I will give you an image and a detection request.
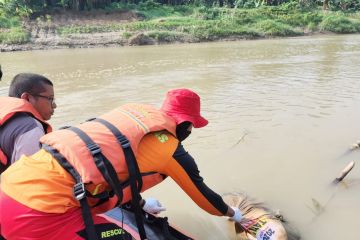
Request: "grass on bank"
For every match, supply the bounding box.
[0,27,30,44]
[2,3,360,44]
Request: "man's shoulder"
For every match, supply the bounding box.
[1,113,41,133]
[139,131,179,159]
[0,113,43,159]
[144,130,177,144]
[139,130,179,155]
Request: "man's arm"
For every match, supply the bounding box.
[138,131,236,218]
[163,142,229,216]
[0,114,45,164]
[12,122,45,163]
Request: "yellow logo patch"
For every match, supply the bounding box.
[154,132,169,143]
[92,184,103,195]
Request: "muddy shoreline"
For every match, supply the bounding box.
[0,9,326,52]
[0,34,264,52]
[1,29,322,52]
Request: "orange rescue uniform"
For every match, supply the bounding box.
[1,131,227,216]
[0,103,228,239]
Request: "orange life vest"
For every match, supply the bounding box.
[0,97,52,171]
[40,103,177,240]
[40,103,176,185]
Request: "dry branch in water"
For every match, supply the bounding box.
[231,132,249,149]
[334,161,355,183]
[349,140,360,150]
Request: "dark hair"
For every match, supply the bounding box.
[8,73,53,98]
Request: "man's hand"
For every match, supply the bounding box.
[142,197,166,214]
[229,206,243,223]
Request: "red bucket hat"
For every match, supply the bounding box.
[161,88,208,128]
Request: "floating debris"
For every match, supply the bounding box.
[336,142,360,160]
[334,161,355,183]
[306,198,325,216]
[349,141,360,151]
[230,131,249,149]
[312,198,325,215]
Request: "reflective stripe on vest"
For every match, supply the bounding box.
[0,97,52,172]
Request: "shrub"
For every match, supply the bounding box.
[353,20,360,32]
[122,31,132,39]
[0,27,30,44]
[277,1,301,11]
[319,15,357,33]
[147,30,187,42]
[255,19,300,36]
[173,5,195,15]
[193,6,229,20]
[0,15,21,28]
[307,21,318,31]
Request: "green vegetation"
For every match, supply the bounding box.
[57,24,123,35]
[319,14,358,32]
[0,27,30,44]
[1,0,360,45]
[0,14,21,28]
[255,19,300,36]
[147,30,189,42]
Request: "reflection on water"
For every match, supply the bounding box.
[1,34,360,239]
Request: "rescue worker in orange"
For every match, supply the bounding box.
[0,73,55,173]
[0,88,242,240]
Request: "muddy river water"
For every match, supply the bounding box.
[1,34,360,239]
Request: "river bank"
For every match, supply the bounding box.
[1,7,360,52]
[0,32,322,52]
[0,9,260,52]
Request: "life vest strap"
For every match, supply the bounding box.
[92,118,143,191]
[93,118,147,240]
[42,144,98,240]
[68,127,124,204]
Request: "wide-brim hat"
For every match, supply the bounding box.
[161,88,208,128]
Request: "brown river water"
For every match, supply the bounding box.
[1,34,360,239]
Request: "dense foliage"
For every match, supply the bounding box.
[0,0,360,45]
[0,0,360,14]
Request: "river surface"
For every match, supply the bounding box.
[1,34,360,239]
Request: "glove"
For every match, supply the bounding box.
[142,197,166,214]
[230,207,243,223]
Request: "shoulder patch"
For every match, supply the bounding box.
[153,131,169,143]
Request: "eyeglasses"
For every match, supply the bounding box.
[31,94,55,104]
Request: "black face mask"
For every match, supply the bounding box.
[176,122,192,142]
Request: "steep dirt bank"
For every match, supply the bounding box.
[0,9,328,52]
[0,9,202,52]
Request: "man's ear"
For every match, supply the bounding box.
[20,92,31,102]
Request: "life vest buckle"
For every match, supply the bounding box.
[88,143,101,155]
[73,182,86,200]
[117,135,130,148]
